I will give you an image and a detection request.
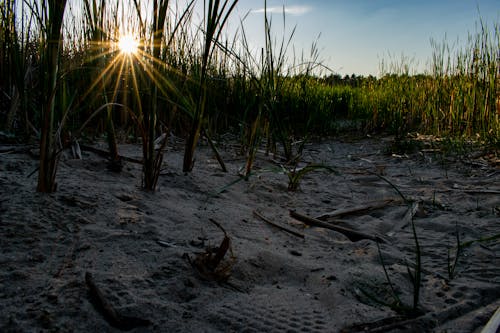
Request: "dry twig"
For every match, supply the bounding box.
[290,211,385,243]
[315,199,398,221]
[253,210,305,239]
[80,144,142,164]
[85,272,151,330]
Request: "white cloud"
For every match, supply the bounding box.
[252,5,312,16]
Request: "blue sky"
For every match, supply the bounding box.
[227,0,499,76]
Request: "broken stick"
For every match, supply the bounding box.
[80,144,142,164]
[289,210,385,243]
[85,272,151,330]
[253,210,305,239]
[340,315,422,333]
[315,199,397,221]
[482,306,500,333]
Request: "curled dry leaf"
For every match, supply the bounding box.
[187,219,236,282]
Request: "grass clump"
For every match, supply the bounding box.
[358,218,424,318]
[37,0,69,193]
[285,164,337,191]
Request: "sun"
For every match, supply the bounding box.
[118,35,139,55]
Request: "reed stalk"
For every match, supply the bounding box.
[182,0,239,172]
[82,0,122,171]
[141,0,170,189]
[37,0,68,193]
[1,0,38,134]
[132,0,195,189]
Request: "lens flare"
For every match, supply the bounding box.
[118,35,138,55]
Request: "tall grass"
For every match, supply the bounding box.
[37,0,68,192]
[0,2,498,193]
[1,0,39,135]
[236,0,298,176]
[141,0,173,189]
[126,0,196,189]
[82,0,121,170]
[182,0,239,172]
[234,1,327,177]
[358,21,499,140]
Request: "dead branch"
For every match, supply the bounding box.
[289,210,385,243]
[0,145,38,154]
[203,129,227,172]
[315,199,398,221]
[462,189,500,194]
[253,210,305,239]
[482,306,500,333]
[85,272,151,331]
[340,315,423,333]
[80,144,142,164]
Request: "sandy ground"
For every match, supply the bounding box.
[0,135,499,332]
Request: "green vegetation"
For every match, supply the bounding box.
[447,222,462,280]
[0,1,498,192]
[357,218,423,318]
[36,0,69,192]
[285,164,337,191]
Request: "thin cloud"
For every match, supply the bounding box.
[252,5,312,16]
